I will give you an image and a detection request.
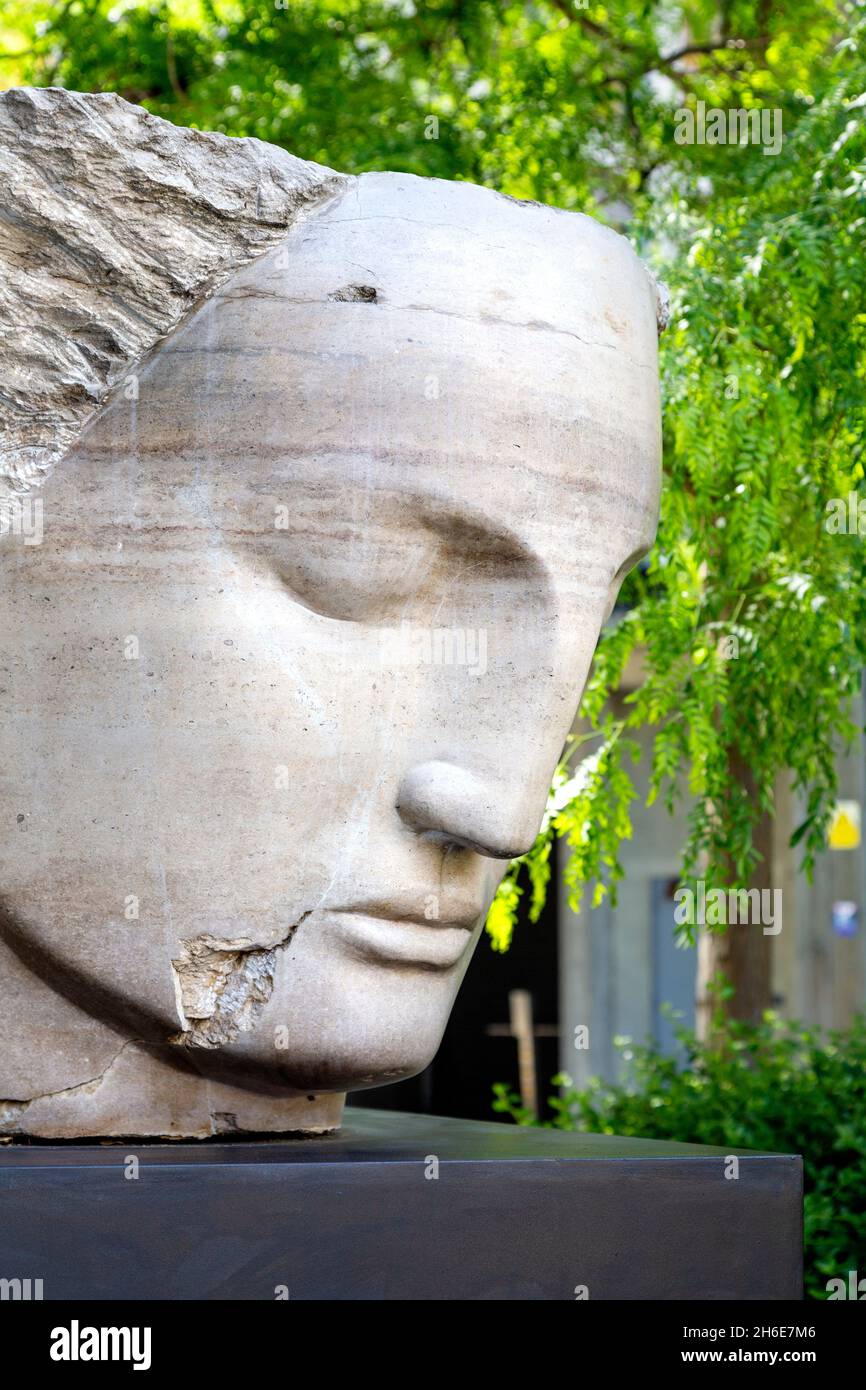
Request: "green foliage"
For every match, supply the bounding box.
[2,2,864,947]
[639,57,866,903]
[486,13,866,946]
[493,1012,866,1300]
[1,1,847,197]
[487,720,640,951]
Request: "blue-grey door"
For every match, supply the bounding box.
[652,877,697,1055]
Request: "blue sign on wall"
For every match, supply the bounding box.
[832,900,859,937]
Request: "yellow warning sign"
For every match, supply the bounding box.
[829,801,861,850]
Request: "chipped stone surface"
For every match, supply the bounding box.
[649,270,671,333]
[171,917,308,1049]
[0,86,346,516]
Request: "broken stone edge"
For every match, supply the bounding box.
[170,913,310,1050]
[0,86,350,516]
[0,1038,345,1141]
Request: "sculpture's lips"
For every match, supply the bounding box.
[326,909,477,970]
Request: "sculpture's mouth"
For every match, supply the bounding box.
[325,908,477,970]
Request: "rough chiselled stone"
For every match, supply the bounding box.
[0,86,346,516]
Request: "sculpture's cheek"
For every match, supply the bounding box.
[0,503,494,1083]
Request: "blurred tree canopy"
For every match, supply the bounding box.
[0,1,850,208]
[3,2,866,1017]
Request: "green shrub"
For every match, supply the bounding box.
[493,1013,866,1300]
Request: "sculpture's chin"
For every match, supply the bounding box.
[161,917,476,1095]
[0,896,472,1127]
[169,1017,446,1097]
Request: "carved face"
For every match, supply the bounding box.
[0,174,660,1095]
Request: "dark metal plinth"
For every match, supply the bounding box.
[0,1108,802,1300]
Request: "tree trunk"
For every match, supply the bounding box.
[695,752,774,1037]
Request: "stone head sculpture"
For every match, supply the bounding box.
[0,88,663,1138]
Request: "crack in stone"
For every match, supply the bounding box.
[0,1038,137,1132]
[169,912,310,1050]
[206,284,656,364]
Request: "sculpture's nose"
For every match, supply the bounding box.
[396,760,543,861]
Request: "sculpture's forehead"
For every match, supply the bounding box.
[225,173,663,432]
[128,171,660,566]
[238,170,662,355]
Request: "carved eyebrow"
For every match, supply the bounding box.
[399,488,550,578]
[279,471,550,580]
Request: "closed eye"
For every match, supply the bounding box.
[260,485,552,625]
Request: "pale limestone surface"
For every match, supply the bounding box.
[0,90,662,1138]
